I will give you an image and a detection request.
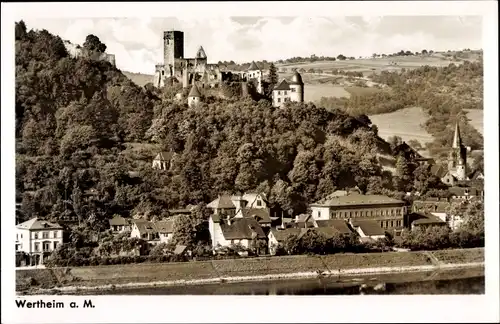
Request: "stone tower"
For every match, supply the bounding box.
[163,31,184,77]
[448,121,467,181]
[288,71,304,103]
[188,84,201,108]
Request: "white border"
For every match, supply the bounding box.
[1,1,499,323]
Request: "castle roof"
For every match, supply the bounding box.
[289,71,304,85]
[274,79,291,91]
[188,84,201,97]
[196,46,207,59]
[452,121,463,149]
[247,61,260,71]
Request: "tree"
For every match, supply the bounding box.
[421,49,428,55]
[171,215,197,248]
[15,20,27,40]
[407,139,423,151]
[268,63,278,87]
[83,34,107,53]
[395,154,412,192]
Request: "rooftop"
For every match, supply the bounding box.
[109,216,130,226]
[220,217,266,240]
[350,220,386,236]
[207,195,236,209]
[274,79,291,91]
[16,218,63,230]
[312,194,404,207]
[315,219,353,234]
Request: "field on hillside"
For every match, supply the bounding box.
[304,84,351,102]
[278,55,464,76]
[122,71,154,87]
[464,109,484,135]
[368,106,433,146]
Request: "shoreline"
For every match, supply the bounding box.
[24,261,484,295]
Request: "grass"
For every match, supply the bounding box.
[211,255,327,276]
[431,248,484,264]
[68,261,219,286]
[304,85,351,102]
[320,251,433,270]
[344,86,382,97]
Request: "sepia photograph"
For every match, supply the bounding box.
[2,1,499,323]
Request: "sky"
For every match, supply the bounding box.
[22,16,482,74]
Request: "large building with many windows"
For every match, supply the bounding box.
[15,218,64,266]
[309,192,407,234]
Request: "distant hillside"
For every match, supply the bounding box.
[122,71,154,87]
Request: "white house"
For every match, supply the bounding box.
[130,219,176,245]
[349,220,386,242]
[16,218,64,266]
[209,214,267,253]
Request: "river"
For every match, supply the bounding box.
[77,268,484,295]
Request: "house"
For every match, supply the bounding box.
[155,219,176,244]
[210,215,267,254]
[15,218,64,266]
[310,193,406,233]
[207,195,237,217]
[272,72,304,108]
[409,212,448,230]
[109,215,131,232]
[152,151,175,170]
[448,186,480,201]
[313,219,353,235]
[130,220,160,244]
[349,220,386,242]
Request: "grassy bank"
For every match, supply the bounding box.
[16,248,484,293]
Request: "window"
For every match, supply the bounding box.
[291,88,296,92]
[278,91,281,95]
[277,98,281,103]
[284,91,288,95]
[317,211,321,218]
[332,212,336,218]
[380,221,384,227]
[370,211,373,216]
[355,211,358,217]
[162,71,165,76]
[16,234,18,241]
[256,200,262,207]
[53,242,58,250]
[34,233,38,240]
[390,220,394,227]
[43,232,49,239]
[21,234,23,239]
[43,242,50,252]
[34,243,40,252]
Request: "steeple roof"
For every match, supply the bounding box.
[188,84,201,97]
[452,121,463,148]
[247,61,260,71]
[196,46,207,59]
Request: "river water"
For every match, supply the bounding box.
[82,268,484,295]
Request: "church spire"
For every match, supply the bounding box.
[452,121,462,149]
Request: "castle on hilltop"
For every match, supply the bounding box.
[63,40,116,66]
[152,30,263,93]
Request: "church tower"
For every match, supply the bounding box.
[447,121,467,181]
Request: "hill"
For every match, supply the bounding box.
[122,71,154,88]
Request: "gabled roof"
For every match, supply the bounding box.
[430,164,448,178]
[241,208,272,224]
[412,200,451,213]
[269,228,302,241]
[410,212,447,226]
[188,84,201,97]
[274,79,290,91]
[155,219,175,233]
[195,46,207,59]
[311,194,404,207]
[207,195,236,209]
[350,220,386,236]
[109,216,130,226]
[132,219,158,234]
[220,217,266,240]
[154,151,174,161]
[314,219,353,234]
[247,61,260,71]
[16,218,63,230]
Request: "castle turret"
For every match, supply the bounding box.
[187,84,201,108]
[288,72,304,103]
[448,121,467,181]
[247,61,263,93]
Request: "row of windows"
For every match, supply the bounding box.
[31,231,59,240]
[381,220,402,228]
[34,241,58,252]
[276,88,297,96]
[330,208,403,219]
[277,97,292,103]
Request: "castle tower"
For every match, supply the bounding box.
[163,31,184,77]
[187,84,201,108]
[288,71,304,103]
[448,121,467,181]
[247,61,263,94]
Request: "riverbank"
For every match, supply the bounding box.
[16,247,484,295]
